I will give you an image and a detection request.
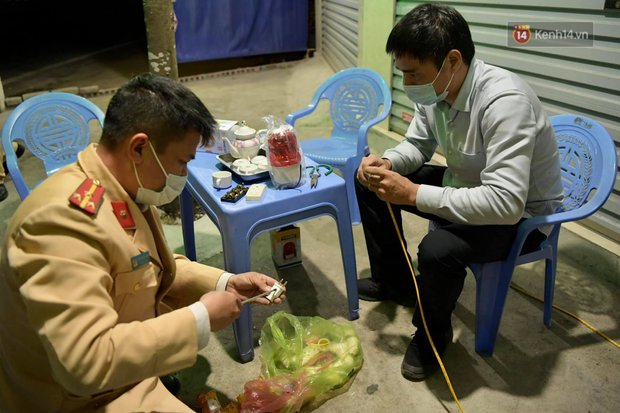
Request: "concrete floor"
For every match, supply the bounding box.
[1,57,619,413]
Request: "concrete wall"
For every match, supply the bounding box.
[358,0,395,130]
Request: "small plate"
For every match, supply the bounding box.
[216,149,270,181]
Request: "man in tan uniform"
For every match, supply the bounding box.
[0,75,283,412]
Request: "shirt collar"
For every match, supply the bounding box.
[450,57,479,113]
[78,143,137,207]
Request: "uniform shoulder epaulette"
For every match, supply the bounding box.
[111,201,136,228]
[69,178,105,215]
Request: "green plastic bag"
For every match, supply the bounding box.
[241,312,363,413]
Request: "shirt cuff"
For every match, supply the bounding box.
[416,184,444,214]
[188,302,211,350]
[216,272,234,291]
[381,153,401,174]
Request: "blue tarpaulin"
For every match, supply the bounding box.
[173,0,309,63]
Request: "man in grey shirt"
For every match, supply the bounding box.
[356,4,564,381]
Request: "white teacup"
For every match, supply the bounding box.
[212,171,232,189]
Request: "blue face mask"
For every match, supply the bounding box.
[402,57,457,106]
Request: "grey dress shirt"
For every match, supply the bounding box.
[383,58,564,232]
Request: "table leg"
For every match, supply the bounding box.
[335,209,360,321]
[221,229,255,363]
[233,306,254,363]
[180,188,197,261]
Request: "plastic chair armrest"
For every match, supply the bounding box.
[355,102,392,160]
[5,157,30,200]
[286,105,319,127]
[505,200,602,265]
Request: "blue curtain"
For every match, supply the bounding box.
[174,0,309,63]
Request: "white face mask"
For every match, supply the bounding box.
[402,56,458,106]
[133,141,187,206]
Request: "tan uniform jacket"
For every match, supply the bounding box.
[0,144,225,413]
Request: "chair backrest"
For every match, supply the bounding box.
[313,68,391,142]
[1,92,105,200]
[551,114,617,213]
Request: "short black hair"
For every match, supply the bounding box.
[100,74,215,152]
[386,4,475,69]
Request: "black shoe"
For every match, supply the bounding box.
[358,278,388,302]
[401,326,453,381]
[3,144,25,172]
[0,184,8,202]
[358,278,417,307]
[160,374,181,396]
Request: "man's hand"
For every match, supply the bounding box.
[226,272,286,305]
[357,155,392,186]
[366,166,419,206]
[199,291,243,332]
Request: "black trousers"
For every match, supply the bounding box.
[355,165,547,336]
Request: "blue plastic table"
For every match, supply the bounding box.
[179,153,359,362]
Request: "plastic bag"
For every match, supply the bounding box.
[262,116,306,189]
[241,312,363,413]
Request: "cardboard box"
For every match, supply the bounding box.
[197,119,238,154]
[270,225,302,269]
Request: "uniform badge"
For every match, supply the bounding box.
[131,251,151,270]
[111,201,136,228]
[69,179,105,215]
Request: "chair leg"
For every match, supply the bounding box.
[334,206,360,321]
[543,252,558,328]
[471,262,513,356]
[343,161,361,226]
[180,188,197,261]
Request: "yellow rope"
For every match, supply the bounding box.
[387,203,466,413]
[385,192,620,412]
[509,283,620,349]
[388,201,620,412]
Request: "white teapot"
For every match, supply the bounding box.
[223,126,267,159]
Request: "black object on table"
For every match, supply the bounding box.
[221,184,249,203]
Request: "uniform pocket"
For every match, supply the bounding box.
[113,264,160,322]
[114,264,159,296]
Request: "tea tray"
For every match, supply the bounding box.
[215,150,270,182]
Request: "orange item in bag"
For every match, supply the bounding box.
[197,391,224,413]
[224,402,240,413]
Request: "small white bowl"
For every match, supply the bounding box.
[239,164,259,174]
[251,156,268,166]
[233,159,251,168]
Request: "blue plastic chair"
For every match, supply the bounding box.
[286,68,392,225]
[430,114,617,356]
[1,92,105,200]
